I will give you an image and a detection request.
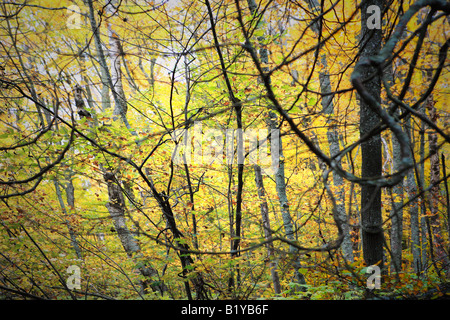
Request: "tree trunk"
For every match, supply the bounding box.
[53,178,82,260]
[426,80,450,278]
[254,165,282,294]
[382,58,404,273]
[85,0,136,134]
[390,119,404,273]
[246,0,306,289]
[406,117,421,274]
[83,4,163,291]
[419,121,428,272]
[299,0,354,263]
[84,0,111,112]
[442,154,450,257]
[268,113,306,288]
[144,174,209,299]
[359,0,384,269]
[104,177,141,254]
[205,0,244,295]
[321,50,354,264]
[106,25,128,118]
[103,172,162,295]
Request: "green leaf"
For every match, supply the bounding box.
[307,97,317,106]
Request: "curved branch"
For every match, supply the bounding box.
[0,122,75,186]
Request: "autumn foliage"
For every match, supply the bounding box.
[0,0,449,300]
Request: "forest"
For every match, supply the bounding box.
[0,0,449,301]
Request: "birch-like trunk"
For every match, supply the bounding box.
[107,26,128,118]
[443,154,450,257]
[406,117,421,274]
[419,121,428,271]
[84,2,163,293]
[104,172,162,295]
[383,56,404,273]
[303,0,354,263]
[138,46,156,89]
[268,113,306,287]
[390,114,404,273]
[84,0,110,111]
[85,0,135,134]
[254,165,282,294]
[426,80,450,278]
[246,0,306,288]
[104,175,141,255]
[321,61,354,264]
[53,178,82,260]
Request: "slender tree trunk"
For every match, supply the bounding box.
[83,0,110,111]
[406,117,421,274]
[205,0,243,296]
[104,174,141,255]
[50,95,82,260]
[121,54,138,92]
[322,81,355,264]
[138,45,156,89]
[103,172,163,295]
[226,166,236,294]
[246,0,306,289]
[106,19,128,118]
[268,114,306,288]
[144,173,209,299]
[8,35,45,128]
[419,121,428,272]
[390,118,404,273]
[53,178,82,260]
[254,165,282,294]
[300,0,354,263]
[76,44,100,113]
[82,5,163,292]
[85,0,135,134]
[182,57,199,251]
[382,57,404,273]
[359,0,384,269]
[442,154,450,255]
[426,79,450,278]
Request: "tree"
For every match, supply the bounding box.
[426,69,450,278]
[254,164,282,294]
[246,0,306,289]
[357,0,385,270]
[303,0,354,264]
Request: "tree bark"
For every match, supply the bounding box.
[382,58,404,273]
[390,116,404,273]
[246,0,306,289]
[205,0,244,295]
[83,4,163,291]
[106,19,128,118]
[359,0,385,269]
[254,165,282,294]
[53,178,82,260]
[103,172,163,295]
[419,121,429,272]
[268,113,306,288]
[144,173,209,299]
[299,0,354,263]
[406,117,421,274]
[85,0,136,134]
[426,80,450,278]
[104,174,141,255]
[84,0,111,112]
[442,154,450,256]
